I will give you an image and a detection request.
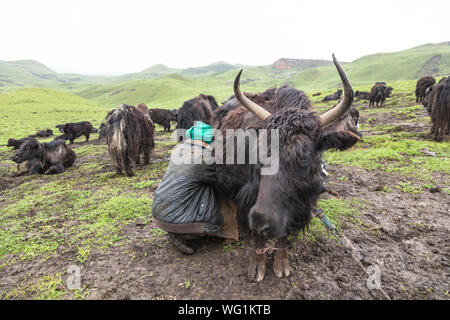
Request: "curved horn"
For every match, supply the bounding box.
[319,54,354,126]
[234,69,271,121]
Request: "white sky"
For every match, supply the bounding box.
[0,0,449,75]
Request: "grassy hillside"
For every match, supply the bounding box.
[0,60,62,88]
[291,42,450,91]
[0,88,109,145]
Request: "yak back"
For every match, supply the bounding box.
[176,94,217,130]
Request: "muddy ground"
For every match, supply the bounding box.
[0,96,449,300]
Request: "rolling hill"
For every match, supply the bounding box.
[0,42,449,109]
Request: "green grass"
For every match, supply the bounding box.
[0,88,109,145]
[324,133,450,181]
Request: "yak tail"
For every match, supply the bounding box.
[108,118,128,167]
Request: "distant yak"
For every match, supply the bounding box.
[322,89,342,102]
[148,107,178,132]
[61,121,98,144]
[369,83,387,107]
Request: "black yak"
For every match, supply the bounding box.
[104,104,155,176]
[175,94,219,137]
[423,77,449,141]
[170,55,360,281]
[148,108,178,132]
[312,92,321,96]
[11,137,76,175]
[62,121,98,144]
[369,83,387,107]
[321,89,342,102]
[29,129,53,138]
[355,90,370,100]
[7,137,33,149]
[98,122,106,139]
[416,76,436,103]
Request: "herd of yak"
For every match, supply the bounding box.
[6,70,449,178]
[4,55,450,281]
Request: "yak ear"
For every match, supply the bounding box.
[317,131,360,152]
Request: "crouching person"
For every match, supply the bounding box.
[152,122,238,254]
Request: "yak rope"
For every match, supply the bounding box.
[313,207,391,300]
[255,244,281,256]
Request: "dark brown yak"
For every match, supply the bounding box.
[176,94,218,132]
[104,104,155,176]
[29,129,53,138]
[62,121,98,144]
[424,77,449,141]
[7,137,33,149]
[148,108,178,132]
[416,76,436,103]
[210,54,360,281]
[11,138,76,175]
[369,83,387,107]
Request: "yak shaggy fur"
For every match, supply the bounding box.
[11,138,76,175]
[176,94,218,131]
[427,77,450,141]
[416,76,436,103]
[104,104,155,176]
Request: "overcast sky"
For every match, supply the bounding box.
[1,0,449,75]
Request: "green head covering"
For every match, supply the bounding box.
[185,121,214,144]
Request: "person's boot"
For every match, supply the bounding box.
[168,233,194,255]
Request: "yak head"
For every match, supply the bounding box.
[12,138,42,164]
[233,54,360,239]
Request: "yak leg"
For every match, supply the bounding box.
[85,132,90,142]
[273,237,290,278]
[124,156,134,177]
[45,163,65,175]
[249,236,267,282]
[143,147,150,165]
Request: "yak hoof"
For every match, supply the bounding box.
[249,253,266,282]
[273,250,290,278]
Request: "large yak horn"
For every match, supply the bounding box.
[233,69,272,121]
[319,54,354,126]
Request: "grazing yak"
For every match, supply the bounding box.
[312,92,321,96]
[321,89,342,102]
[416,76,436,103]
[422,77,449,141]
[369,82,387,107]
[148,108,178,132]
[208,55,361,281]
[176,94,219,137]
[62,121,98,144]
[11,137,76,175]
[30,129,53,138]
[104,104,155,176]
